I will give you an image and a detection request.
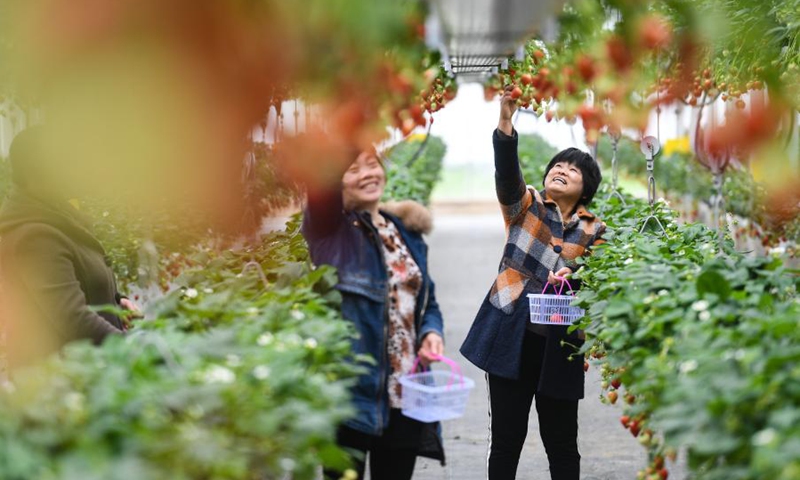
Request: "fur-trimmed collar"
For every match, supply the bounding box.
[380,200,433,234]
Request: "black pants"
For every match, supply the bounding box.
[487,331,580,480]
[324,409,423,480]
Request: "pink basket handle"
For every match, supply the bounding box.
[541,276,574,295]
[410,354,465,388]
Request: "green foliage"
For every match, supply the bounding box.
[573,188,800,479]
[518,133,559,185]
[0,215,361,479]
[595,135,646,177]
[382,135,445,205]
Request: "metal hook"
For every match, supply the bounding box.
[639,214,668,236]
[242,261,270,290]
[638,136,665,236]
[606,131,626,204]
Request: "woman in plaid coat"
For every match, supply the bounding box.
[460,87,606,480]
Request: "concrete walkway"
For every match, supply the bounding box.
[405,212,650,480]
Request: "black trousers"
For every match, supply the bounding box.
[487,331,580,480]
[324,409,423,480]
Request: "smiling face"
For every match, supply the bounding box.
[342,151,386,211]
[544,160,585,203]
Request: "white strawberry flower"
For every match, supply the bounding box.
[252,365,271,380]
[679,359,698,374]
[691,300,709,312]
[203,365,235,384]
[184,288,199,299]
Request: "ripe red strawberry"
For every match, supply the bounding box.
[611,378,622,390]
[566,81,577,95]
[577,54,597,83]
[545,110,555,122]
[659,468,669,479]
[626,393,636,404]
[606,35,633,72]
[550,313,563,323]
[584,361,590,372]
[654,455,664,470]
[577,104,603,131]
[510,86,523,99]
[620,415,631,428]
[532,49,545,63]
[520,73,533,86]
[639,14,672,50]
[629,420,641,437]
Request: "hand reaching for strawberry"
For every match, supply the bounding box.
[498,85,519,136]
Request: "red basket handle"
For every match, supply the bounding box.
[541,276,575,295]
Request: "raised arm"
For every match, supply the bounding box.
[302,183,346,241]
[495,86,531,225]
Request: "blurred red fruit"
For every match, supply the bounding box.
[606,35,633,72]
[577,54,597,82]
[639,14,672,50]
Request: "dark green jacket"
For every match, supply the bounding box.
[0,189,123,368]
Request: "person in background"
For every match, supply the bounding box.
[460,86,606,480]
[302,149,446,480]
[0,127,137,370]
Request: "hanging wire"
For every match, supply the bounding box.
[639,137,666,235]
[602,98,626,203]
[606,129,627,204]
[638,70,667,236]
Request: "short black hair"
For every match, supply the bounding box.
[542,147,602,206]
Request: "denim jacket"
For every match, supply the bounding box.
[302,189,445,440]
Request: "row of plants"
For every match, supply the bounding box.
[592,133,799,248]
[381,134,446,206]
[573,189,800,480]
[0,216,362,480]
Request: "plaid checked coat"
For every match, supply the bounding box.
[460,129,605,399]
